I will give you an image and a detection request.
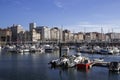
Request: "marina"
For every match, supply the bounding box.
[1,0,120,80]
[0,46,120,80]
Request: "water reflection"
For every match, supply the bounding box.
[108,71,120,80]
[0,50,119,80]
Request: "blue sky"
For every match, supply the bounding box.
[0,0,120,33]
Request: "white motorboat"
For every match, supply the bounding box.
[49,53,87,68]
[44,45,54,53]
[61,46,69,53]
[93,58,104,62]
[113,47,119,54]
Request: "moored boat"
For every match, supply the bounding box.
[61,46,69,53]
[44,45,54,53]
[49,53,91,69]
[113,47,120,54]
[49,53,83,68]
[76,58,92,70]
[109,61,120,72]
[93,58,104,62]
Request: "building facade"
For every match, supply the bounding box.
[0,28,12,44]
[36,26,50,41]
[29,23,41,42]
[63,29,72,42]
[50,27,60,41]
[10,24,24,42]
[73,32,84,42]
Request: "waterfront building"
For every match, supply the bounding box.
[36,26,50,41]
[29,23,40,42]
[106,33,120,40]
[29,23,36,41]
[31,29,41,42]
[105,34,110,42]
[96,33,106,41]
[84,32,106,42]
[9,24,24,42]
[23,31,31,43]
[91,32,98,40]
[106,33,120,42]
[114,33,120,39]
[0,28,12,44]
[29,23,36,32]
[84,32,93,42]
[73,32,84,42]
[2,22,120,44]
[69,33,74,42]
[50,27,60,41]
[59,28,63,42]
[63,29,72,42]
[73,33,78,42]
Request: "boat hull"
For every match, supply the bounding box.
[76,63,91,70]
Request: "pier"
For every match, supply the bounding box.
[4,40,120,47]
[91,61,110,67]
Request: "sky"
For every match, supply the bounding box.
[0,0,120,33]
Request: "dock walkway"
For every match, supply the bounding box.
[90,61,110,67]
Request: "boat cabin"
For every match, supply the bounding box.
[109,62,120,72]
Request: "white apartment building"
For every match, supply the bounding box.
[50,27,60,41]
[63,29,72,42]
[31,29,40,42]
[73,32,84,42]
[36,26,50,41]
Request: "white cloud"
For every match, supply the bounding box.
[54,1,63,8]
[54,0,65,8]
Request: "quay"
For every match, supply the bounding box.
[59,41,120,47]
[3,40,120,47]
[91,61,110,67]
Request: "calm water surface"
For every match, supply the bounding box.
[0,50,120,80]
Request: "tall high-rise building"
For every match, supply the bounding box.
[29,23,36,31]
[29,23,41,42]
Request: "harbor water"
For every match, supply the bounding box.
[0,50,120,80]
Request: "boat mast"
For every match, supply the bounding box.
[101,27,103,41]
[59,25,63,58]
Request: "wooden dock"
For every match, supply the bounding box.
[91,61,110,67]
